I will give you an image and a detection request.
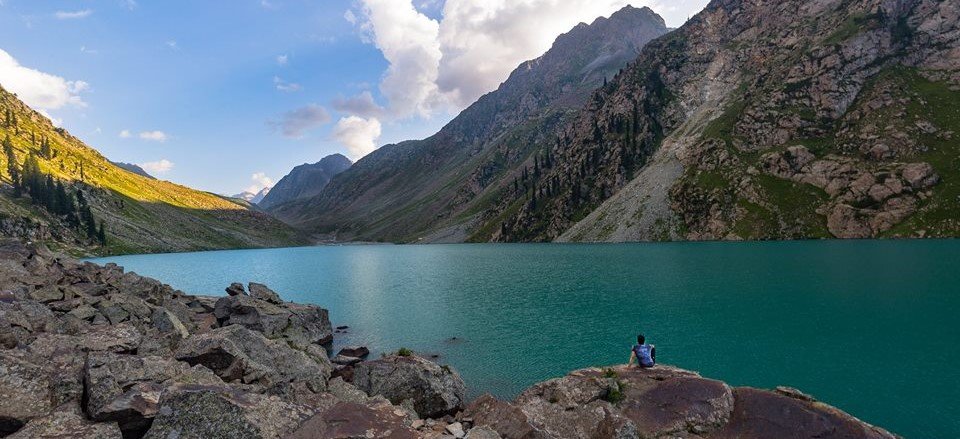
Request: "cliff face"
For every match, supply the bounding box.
[0,239,899,438]
[272,6,670,242]
[258,154,352,210]
[501,0,960,242]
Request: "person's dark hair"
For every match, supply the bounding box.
[637,334,645,344]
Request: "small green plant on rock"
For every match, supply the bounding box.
[396,347,413,357]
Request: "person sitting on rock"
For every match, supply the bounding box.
[628,334,656,368]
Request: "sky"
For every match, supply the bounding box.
[0,0,709,195]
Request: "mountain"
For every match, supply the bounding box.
[493,0,960,242]
[258,154,352,210]
[270,6,670,242]
[111,162,155,180]
[233,187,271,205]
[287,0,957,243]
[0,86,307,255]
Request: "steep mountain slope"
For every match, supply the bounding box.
[488,0,960,242]
[272,6,670,242]
[259,154,351,210]
[0,86,307,255]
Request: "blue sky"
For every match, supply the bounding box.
[0,0,707,195]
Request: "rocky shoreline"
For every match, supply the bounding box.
[0,238,898,438]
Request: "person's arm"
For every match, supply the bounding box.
[628,349,636,366]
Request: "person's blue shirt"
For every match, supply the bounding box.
[632,343,655,367]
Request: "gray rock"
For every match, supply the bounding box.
[7,405,122,439]
[464,425,503,439]
[151,308,190,339]
[353,354,466,418]
[447,422,466,438]
[213,294,332,348]
[331,354,363,366]
[144,384,316,439]
[225,282,246,296]
[174,325,330,391]
[338,345,370,358]
[287,401,419,439]
[84,352,192,433]
[0,352,51,435]
[248,282,282,304]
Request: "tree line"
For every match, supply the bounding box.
[3,134,106,245]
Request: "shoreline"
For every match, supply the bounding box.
[2,238,899,438]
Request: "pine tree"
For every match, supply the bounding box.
[40,137,52,159]
[3,135,19,195]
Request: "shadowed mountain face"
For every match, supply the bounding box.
[259,154,352,210]
[270,5,670,242]
[0,86,306,255]
[494,0,960,243]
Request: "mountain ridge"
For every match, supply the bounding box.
[259,154,352,210]
[270,5,671,242]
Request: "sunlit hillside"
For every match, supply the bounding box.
[0,86,306,255]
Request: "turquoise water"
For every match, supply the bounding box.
[91,241,960,438]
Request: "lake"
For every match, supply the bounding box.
[90,240,960,438]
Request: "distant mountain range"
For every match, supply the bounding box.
[269,0,960,243]
[0,86,306,255]
[259,154,352,210]
[233,187,271,205]
[268,5,670,242]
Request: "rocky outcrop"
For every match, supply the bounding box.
[468,366,895,439]
[0,239,899,438]
[258,154,353,210]
[354,354,467,418]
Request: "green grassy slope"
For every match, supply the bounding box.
[0,86,306,255]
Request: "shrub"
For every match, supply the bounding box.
[396,347,413,357]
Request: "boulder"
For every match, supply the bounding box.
[353,354,466,418]
[144,384,316,439]
[465,425,503,439]
[338,345,370,358]
[84,352,196,435]
[7,405,122,439]
[248,282,282,304]
[151,308,190,339]
[225,282,246,296]
[174,325,331,391]
[331,354,363,366]
[464,394,545,439]
[213,294,333,347]
[710,387,897,439]
[0,352,51,436]
[287,401,419,439]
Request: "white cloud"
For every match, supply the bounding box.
[261,0,277,9]
[332,91,384,118]
[276,54,288,66]
[166,40,179,50]
[119,130,132,138]
[273,76,302,93]
[349,1,708,116]
[269,104,331,139]
[139,159,174,175]
[246,172,274,193]
[0,48,89,110]
[356,0,442,118]
[344,10,358,25]
[139,131,168,142]
[80,46,99,55]
[55,9,93,20]
[333,116,382,159]
[120,0,138,10]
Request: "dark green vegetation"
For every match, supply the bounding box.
[0,86,306,255]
